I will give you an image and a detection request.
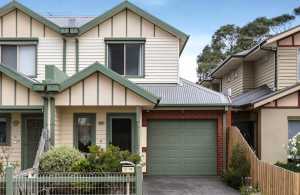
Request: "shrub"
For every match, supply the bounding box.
[223,144,250,189]
[240,185,260,195]
[72,145,141,172]
[39,146,84,172]
[275,161,300,172]
[288,132,300,161]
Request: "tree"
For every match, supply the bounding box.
[294,6,300,15]
[211,24,240,55]
[197,11,296,82]
[196,45,224,80]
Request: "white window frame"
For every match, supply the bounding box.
[106,41,144,77]
[0,45,37,77]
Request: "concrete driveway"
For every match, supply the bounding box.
[143,176,239,195]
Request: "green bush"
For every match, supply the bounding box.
[72,145,141,172]
[240,185,260,195]
[223,144,250,189]
[39,146,84,172]
[275,162,300,172]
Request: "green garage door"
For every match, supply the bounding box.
[148,120,217,176]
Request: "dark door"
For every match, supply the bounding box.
[107,114,136,152]
[235,121,255,149]
[22,114,43,170]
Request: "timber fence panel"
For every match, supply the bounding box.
[228,127,300,195]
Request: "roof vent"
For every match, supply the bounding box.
[68,18,76,27]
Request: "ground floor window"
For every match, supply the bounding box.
[74,113,96,153]
[0,114,10,145]
[288,120,300,139]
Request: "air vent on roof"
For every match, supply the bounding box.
[68,18,76,27]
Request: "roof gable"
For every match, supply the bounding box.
[253,83,300,108]
[0,1,61,34]
[0,64,43,91]
[79,1,189,53]
[55,62,159,104]
[264,25,300,45]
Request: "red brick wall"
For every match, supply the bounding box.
[142,110,224,175]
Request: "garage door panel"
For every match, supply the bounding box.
[148,120,217,176]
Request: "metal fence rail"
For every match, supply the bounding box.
[3,165,142,195]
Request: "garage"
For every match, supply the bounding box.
[147,120,217,176]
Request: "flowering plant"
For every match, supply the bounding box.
[288,132,300,161]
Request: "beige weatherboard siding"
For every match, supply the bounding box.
[277,47,298,90]
[222,64,243,97]
[0,74,43,106]
[0,7,180,83]
[78,10,180,83]
[55,72,154,107]
[243,62,254,91]
[0,8,64,81]
[253,53,275,89]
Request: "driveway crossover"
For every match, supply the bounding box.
[143,176,239,195]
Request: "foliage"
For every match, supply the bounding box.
[71,145,141,172]
[197,10,296,81]
[275,162,300,172]
[288,132,300,161]
[223,144,250,189]
[240,185,260,195]
[39,146,84,172]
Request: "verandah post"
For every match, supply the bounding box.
[135,164,143,195]
[5,165,14,195]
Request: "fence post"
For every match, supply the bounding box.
[135,164,143,195]
[5,165,14,195]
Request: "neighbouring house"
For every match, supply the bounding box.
[0,1,230,176]
[207,25,300,164]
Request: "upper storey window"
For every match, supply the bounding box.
[106,40,144,77]
[1,45,36,77]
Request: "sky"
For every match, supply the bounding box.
[1,0,300,82]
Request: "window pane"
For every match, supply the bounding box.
[19,46,36,76]
[126,44,141,76]
[0,117,8,144]
[1,45,17,70]
[288,120,300,139]
[76,115,95,153]
[108,44,124,75]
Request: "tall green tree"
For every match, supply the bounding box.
[197,12,295,82]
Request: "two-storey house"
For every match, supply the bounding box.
[209,26,300,164]
[0,1,230,176]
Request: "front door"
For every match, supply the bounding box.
[107,114,136,152]
[21,114,43,170]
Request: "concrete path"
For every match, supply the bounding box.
[143,176,239,195]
